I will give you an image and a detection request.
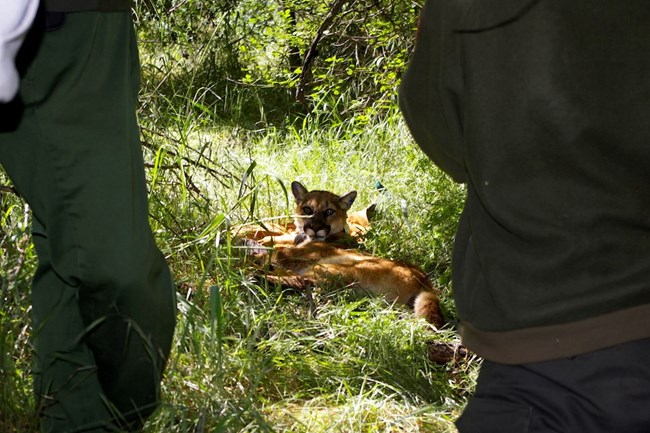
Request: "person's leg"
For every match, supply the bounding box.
[29,222,122,431]
[456,339,650,433]
[0,10,176,432]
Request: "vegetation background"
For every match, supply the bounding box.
[0,0,477,431]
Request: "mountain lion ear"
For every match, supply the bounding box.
[338,190,357,210]
[365,203,377,221]
[291,181,309,201]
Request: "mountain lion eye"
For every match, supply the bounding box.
[302,206,313,215]
[324,209,335,217]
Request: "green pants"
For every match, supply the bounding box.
[0,11,176,432]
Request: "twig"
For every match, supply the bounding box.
[0,185,19,196]
[168,0,191,14]
[139,135,236,191]
[295,0,352,104]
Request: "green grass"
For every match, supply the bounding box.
[135,104,474,432]
[0,111,475,433]
[0,20,475,432]
[0,193,39,433]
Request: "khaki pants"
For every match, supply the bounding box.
[0,10,176,432]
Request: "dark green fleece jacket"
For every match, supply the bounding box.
[400,0,650,363]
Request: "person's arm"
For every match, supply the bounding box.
[399,0,467,183]
[0,0,39,102]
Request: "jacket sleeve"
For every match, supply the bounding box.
[399,0,468,183]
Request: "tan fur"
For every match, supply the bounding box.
[238,204,376,248]
[273,241,443,327]
[290,181,357,245]
[240,181,444,328]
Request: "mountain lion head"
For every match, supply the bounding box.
[291,181,357,245]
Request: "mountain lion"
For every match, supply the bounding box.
[244,181,443,327]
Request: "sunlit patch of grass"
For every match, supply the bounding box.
[263,397,459,433]
[1,9,474,432]
[134,98,473,432]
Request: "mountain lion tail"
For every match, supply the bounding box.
[414,291,443,328]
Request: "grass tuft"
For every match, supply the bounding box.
[0,11,476,430]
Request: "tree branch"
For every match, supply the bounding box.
[295,0,352,104]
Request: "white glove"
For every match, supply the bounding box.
[0,0,40,102]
